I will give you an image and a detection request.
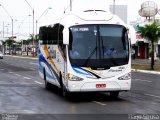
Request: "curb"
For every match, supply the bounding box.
[132,69,160,75]
[4,55,38,60]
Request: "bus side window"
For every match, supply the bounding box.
[39,23,64,45]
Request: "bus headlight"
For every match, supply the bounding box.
[118,72,131,80]
[68,73,84,81]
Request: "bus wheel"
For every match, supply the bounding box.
[43,67,46,81]
[43,67,51,90]
[62,85,67,97]
[45,80,51,90]
[110,91,119,99]
[59,73,68,97]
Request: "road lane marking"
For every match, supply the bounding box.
[92,101,106,106]
[145,94,160,99]
[30,68,36,70]
[151,102,158,105]
[133,79,152,83]
[9,72,14,73]
[29,62,38,66]
[14,74,21,76]
[24,77,31,80]
[34,81,43,85]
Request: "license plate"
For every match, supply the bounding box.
[96,84,106,88]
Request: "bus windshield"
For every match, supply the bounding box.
[68,24,129,70]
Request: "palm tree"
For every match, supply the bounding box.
[138,21,160,70]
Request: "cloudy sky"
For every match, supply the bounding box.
[0,0,160,40]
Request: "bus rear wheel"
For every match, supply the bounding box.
[43,67,51,90]
[61,85,68,97]
[45,80,52,90]
[59,73,70,97]
[110,91,119,99]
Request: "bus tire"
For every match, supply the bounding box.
[110,91,119,99]
[43,67,46,81]
[43,67,51,90]
[59,73,69,97]
[45,80,52,90]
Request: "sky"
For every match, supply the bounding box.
[0,0,160,40]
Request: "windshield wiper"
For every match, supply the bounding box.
[82,47,97,67]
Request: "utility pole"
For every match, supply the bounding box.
[0,4,14,54]
[36,7,52,39]
[24,0,35,56]
[2,22,6,54]
[113,0,115,14]
[3,22,4,41]
[70,0,72,11]
[33,9,35,55]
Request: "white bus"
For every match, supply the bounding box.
[38,10,133,98]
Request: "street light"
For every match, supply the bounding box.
[18,14,31,35]
[17,14,31,55]
[24,0,35,56]
[159,9,160,15]
[64,0,74,13]
[70,0,72,11]
[0,4,13,39]
[36,7,52,39]
[113,0,115,15]
[0,4,14,54]
[4,24,9,53]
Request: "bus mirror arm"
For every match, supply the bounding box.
[63,28,69,45]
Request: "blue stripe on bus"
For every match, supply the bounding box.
[39,62,56,80]
[72,66,94,77]
[39,49,59,81]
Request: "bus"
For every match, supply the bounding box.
[38,10,133,98]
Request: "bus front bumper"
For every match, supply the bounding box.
[67,80,131,92]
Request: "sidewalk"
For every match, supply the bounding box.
[4,54,38,60]
[131,59,160,74]
[132,59,160,65]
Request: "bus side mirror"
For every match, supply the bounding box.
[63,28,69,45]
[127,25,137,45]
[129,30,136,45]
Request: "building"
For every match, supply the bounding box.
[130,17,160,59]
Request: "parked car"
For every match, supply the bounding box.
[0,51,3,59]
[5,50,10,54]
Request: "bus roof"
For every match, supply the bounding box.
[60,10,127,28]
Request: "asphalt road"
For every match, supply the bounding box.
[0,56,160,120]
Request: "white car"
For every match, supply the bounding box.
[0,51,3,59]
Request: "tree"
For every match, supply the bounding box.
[4,39,13,54]
[35,34,39,42]
[138,21,160,70]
